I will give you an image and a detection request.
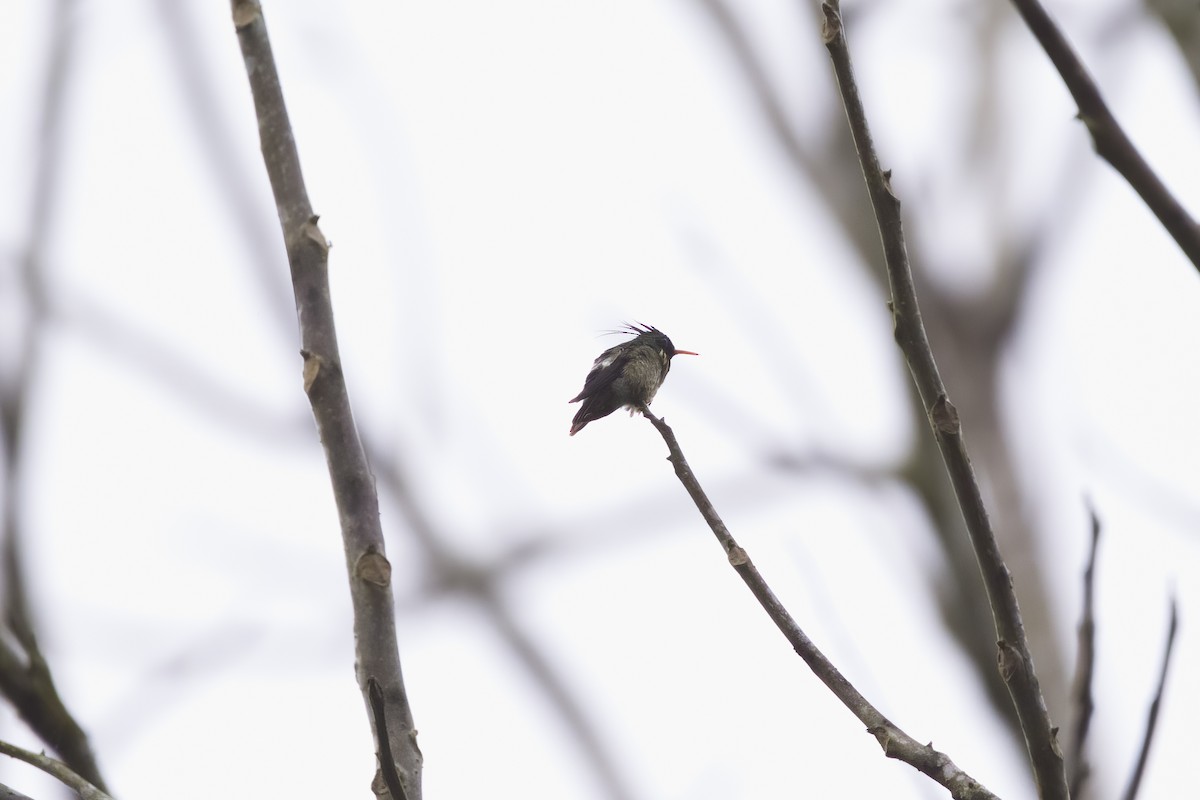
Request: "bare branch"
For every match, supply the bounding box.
[228,2,421,796]
[1121,598,1179,800]
[1067,510,1100,796]
[0,740,113,800]
[639,405,999,800]
[1007,0,1200,270]
[818,3,1068,798]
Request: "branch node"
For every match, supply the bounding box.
[302,215,329,254]
[301,350,323,393]
[997,639,1021,682]
[930,394,959,434]
[231,0,260,29]
[356,550,393,588]
[819,3,840,44]
[727,545,749,567]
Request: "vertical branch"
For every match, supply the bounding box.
[818,3,1068,799]
[1067,511,1100,796]
[229,2,421,797]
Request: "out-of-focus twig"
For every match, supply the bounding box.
[818,3,1068,798]
[0,740,113,800]
[640,405,999,800]
[153,0,296,337]
[365,445,639,800]
[1144,0,1200,93]
[229,2,421,796]
[56,295,310,443]
[1008,0,1200,270]
[0,0,110,791]
[1067,510,1100,796]
[1121,597,1178,800]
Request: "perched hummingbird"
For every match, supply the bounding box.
[568,323,698,436]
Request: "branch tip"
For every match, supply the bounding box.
[231,0,260,29]
[820,4,841,44]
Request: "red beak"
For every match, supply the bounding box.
[673,349,699,356]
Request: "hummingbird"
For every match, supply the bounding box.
[569,323,698,436]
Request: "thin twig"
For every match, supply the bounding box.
[0,781,36,800]
[1067,510,1100,796]
[0,740,113,800]
[640,405,999,800]
[0,641,108,793]
[1121,597,1179,800]
[1007,0,1200,270]
[229,2,421,796]
[818,3,1068,798]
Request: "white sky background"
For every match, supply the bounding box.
[2,0,1199,798]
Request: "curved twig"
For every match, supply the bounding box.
[818,3,1068,798]
[0,740,113,800]
[640,405,999,800]
[229,2,422,796]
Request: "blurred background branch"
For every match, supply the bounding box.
[820,2,1067,794]
[1,0,109,793]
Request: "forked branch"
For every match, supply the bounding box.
[819,2,1067,797]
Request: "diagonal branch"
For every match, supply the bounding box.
[229,2,421,797]
[365,442,639,800]
[1121,597,1179,800]
[818,3,1068,798]
[640,405,999,800]
[1007,0,1200,270]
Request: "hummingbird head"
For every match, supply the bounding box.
[620,323,699,359]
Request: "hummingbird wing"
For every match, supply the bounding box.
[568,345,630,403]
